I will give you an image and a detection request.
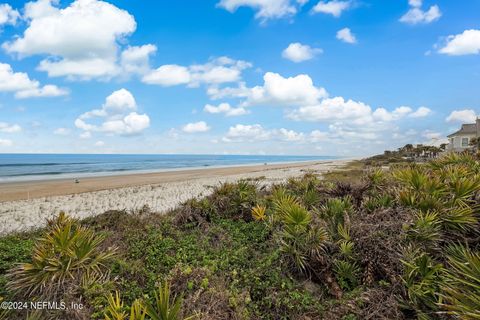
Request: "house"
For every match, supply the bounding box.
[447,119,480,152]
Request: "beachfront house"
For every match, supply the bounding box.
[447,118,480,152]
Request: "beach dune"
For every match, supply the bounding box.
[0,160,351,235]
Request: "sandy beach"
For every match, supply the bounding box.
[0,159,351,235]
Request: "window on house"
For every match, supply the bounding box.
[462,137,469,147]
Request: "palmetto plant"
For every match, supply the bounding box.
[302,188,321,209]
[401,246,444,316]
[7,212,116,299]
[447,175,480,207]
[441,206,478,233]
[407,210,442,246]
[430,152,480,173]
[275,199,328,273]
[366,167,387,190]
[320,197,353,238]
[282,204,312,229]
[272,191,301,216]
[333,260,360,291]
[439,244,480,319]
[337,224,354,259]
[278,224,328,274]
[143,281,195,320]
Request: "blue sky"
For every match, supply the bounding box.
[0,0,479,156]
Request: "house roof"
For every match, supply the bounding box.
[447,123,477,137]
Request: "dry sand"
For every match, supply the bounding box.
[0,160,352,235]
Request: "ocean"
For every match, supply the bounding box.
[0,154,336,183]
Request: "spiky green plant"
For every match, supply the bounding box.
[143,281,194,320]
[337,224,354,259]
[302,188,321,209]
[251,204,267,221]
[276,200,328,273]
[7,212,116,299]
[279,224,328,274]
[439,244,480,319]
[105,291,127,320]
[430,152,480,173]
[321,197,352,237]
[281,204,312,230]
[366,167,387,189]
[333,260,360,291]
[407,210,441,246]
[363,194,394,213]
[104,291,146,320]
[447,175,480,207]
[272,192,301,216]
[440,206,477,232]
[401,247,444,316]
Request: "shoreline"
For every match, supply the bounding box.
[0,159,353,235]
[0,157,338,184]
[0,159,349,202]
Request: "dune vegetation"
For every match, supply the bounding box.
[1,153,480,319]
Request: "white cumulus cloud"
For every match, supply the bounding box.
[75,89,150,136]
[2,0,155,79]
[0,63,68,98]
[222,124,325,143]
[400,0,441,25]
[182,121,211,133]
[217,0,299,20]
[120,44,157,75]
[445,109,477,123]
[223,124,271,142]
[0,122,21,133]
[209,72,328,107]
[409,106,431,118]
[336,28,356,44]
[204,103,249,116]
[312,0,352,17]
[282,42,322,62]
[438,29,480,56]
[143,57,251,87]
[0,3,19,25]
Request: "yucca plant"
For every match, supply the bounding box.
[105,291,146,320]
[251,204,267,221]
[105,291,128,320]
[143,281,195,320]
[439,244,480,319]
[7,212,116,299]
